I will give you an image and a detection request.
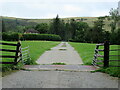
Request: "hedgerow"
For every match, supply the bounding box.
[2,33,61,41]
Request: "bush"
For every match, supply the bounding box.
[23,58,34,65]
[109,28,120,45]
[23,34,61,41]
[2,62,23,72]
[2,32,19,41]
[2,33,61,41]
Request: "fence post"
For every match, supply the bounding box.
[104,41,109,68]
[14,41,21,64]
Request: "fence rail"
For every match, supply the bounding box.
[21,46,31,64]
[0,42,18,46]
[0,41,22,64]
[93,41,120,68]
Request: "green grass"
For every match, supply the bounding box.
[69,42,120,77]
[21,41,60,64]
[69,42,96,65]
[0,41,60,72]
[52,62,66,65]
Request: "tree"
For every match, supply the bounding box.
[116,28,120,44]
[35,23,48,34]
[109,8,120,33]
[65,23,72,41]
[16,26,25,33]
[84,27,94,43]
[49,15,65,40]
[59,20,66,40]
[69,19,77,39]
[74,22,89,42]
[109,8,120,44]
[2,18,5,32]
[91,18,105,43]
[49,15,60,35]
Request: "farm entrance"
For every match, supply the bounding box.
[24,42,97,71]
[2,42,119,88]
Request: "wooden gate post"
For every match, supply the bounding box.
[104,41,109,68]
[14,41,21,64]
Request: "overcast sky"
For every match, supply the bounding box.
[0,0,119,19]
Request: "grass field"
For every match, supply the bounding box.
[69,42,120,77]
[0,41,60,71]
[1,41,119,77]
[21,41,60,64]
[69,42,95,65]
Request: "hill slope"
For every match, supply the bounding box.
[1,16,111,32]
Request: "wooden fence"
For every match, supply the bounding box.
[0,41,22,64]
[93,41,120,68]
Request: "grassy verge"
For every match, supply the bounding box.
[21,41,60,64]
[69,42,95,65]
[1,41,60,72]
[69,42,120,77]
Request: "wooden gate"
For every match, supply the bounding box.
[21,46,31,64]
[0,41,22,64]
[93,41,120,68]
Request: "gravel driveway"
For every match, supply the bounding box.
[36,42,83,64]
[2,70,118,88]
[1,42,119,88]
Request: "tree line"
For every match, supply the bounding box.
[2,8,120,44]
[33,11,120,44]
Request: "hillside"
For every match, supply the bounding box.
[1,16,111,32]
[62,17,111,31]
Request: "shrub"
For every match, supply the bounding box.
[2,32,19,41]
[2,33,61,41]
[2,62,23,72]
[23,58,34,65]
[23,34,61,41]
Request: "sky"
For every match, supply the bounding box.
[0,0,119,19]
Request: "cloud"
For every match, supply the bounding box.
[0,0,119,3]
[45,13,57,18]
[64,5,83,12]
[90,10,109,17]
[0,0,119,19]
[22,3,47,9]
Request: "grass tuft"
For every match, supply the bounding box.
[52,62,66,65]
